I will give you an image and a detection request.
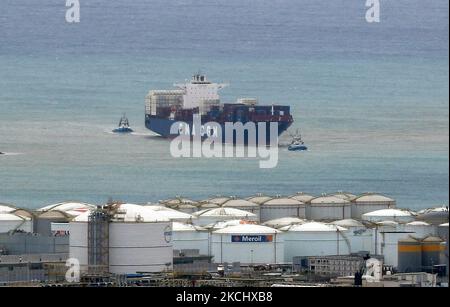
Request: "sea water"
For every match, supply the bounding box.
[0,0,448,209]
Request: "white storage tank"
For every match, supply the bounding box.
[331,219,373,253]
[282,222,350,262]
[260,196,306,222]
[159,197,198,213]
[194,207,257,226]
[221,198,260,218]
[211,224,283,264]
[289,192,315,204]
[172,222,209,256]
[69,203,173,274]
[262,217,306,229]
[307,195,351,221]
[0,212,33,233]
[372,220,409,267]
[399,221,437,240]
[416,206,449,225]
[362,209,415,223]
[351,193,396,220]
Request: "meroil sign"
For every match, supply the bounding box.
[231,235,273,243]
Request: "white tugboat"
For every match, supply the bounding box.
[113,114,134,133]
[288,129,308,151]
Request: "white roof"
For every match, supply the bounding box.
[353,193,395,202]
[0,204,16,213]
[198,203,220,209]
[439,223,449,227]
[281,222,347,232]
[406,221,430,226]
[222,199,259,208]
[310,195,350,205]
[417,206,449,214]
[205,196,231,205]
[289,193,315,202]
[72,203,170,222]
[172,222,205,231]
[246,195,273,205]
[331,219,365,228]
[0,212,30,221]
[38,202,95,214]
[375,220,399,226]
[144,205,195,220]
[262,217,306,228]
[262,197,304,206]
[330,192,357,200]
[204,219,257,230]
[160,197,197,205]
[363,209,413,217]
[214,224,280,234]
[197,207,256,218]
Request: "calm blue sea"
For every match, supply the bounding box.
[0,0,448,210]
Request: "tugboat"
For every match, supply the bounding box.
[288,129,308,151]
[113,114,133,133]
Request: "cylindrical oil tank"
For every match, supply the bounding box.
[69,203,173,274]
[282,222,350,262]
[260,196,306,222]
[351,193,396,220]
[172,222,209,256]
[421,236,445,273]
[331,219,373,253]
[398,237,422,273]
[399,221,437,240]
[221,198,260,219]
[211,224,284,264]
[307,195,351,221]
[289,192,315,204]
[159,197,198,210]
[362,209,415,223]
[144,205,195,223]
[109,222,173,274]
[0,213,33,233]
[438,223,449,277]
[372,221,407,267]
[194,208,257,226]
[416,207,449,225]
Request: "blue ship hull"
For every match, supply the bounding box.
[145,115,292,145]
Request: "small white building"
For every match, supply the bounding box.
[211,224,283,264]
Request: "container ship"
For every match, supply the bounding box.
[145,74,293,144]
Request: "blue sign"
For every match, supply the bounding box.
[231,235,273,243]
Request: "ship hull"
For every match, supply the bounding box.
[145,115,292,145]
